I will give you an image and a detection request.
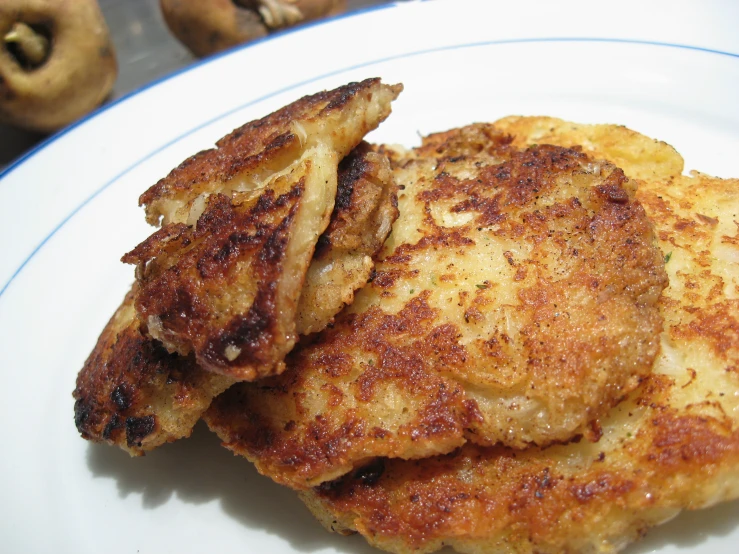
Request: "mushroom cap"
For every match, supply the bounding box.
[0,0,118,133]
[160,0,347,58]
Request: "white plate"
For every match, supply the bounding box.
[1,0,738,552]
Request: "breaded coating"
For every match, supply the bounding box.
[73,143,398,455]
[204,123,668,488]
[72,289,233,455]
[301,170,739,554]
[123,79,402,380]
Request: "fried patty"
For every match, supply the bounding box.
[74,142,399,455]
[301,167,739,554]
[123,79,402,381]
[72,288,233,456]
[204,123,668,488]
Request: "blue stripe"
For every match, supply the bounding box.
[1,35,737,299]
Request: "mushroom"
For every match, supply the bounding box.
[160,0,347,58]
[0,0,118,133]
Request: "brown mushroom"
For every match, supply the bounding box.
[0,0,118,133]
[160,0,347,58]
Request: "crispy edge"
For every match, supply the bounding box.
[72,288,232,455]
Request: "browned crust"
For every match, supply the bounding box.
[139,78,397,225]
[204,134,668,487]
[72,289,232,455]
[307,398,739,554]
[124,79,402,381]
[123,180,305,377]
[299,135,739,554]
[74,141,399,455]
[315,142,398,262]
[205,293,474,488]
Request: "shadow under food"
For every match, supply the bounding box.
[86,421,377,554]
[87,424,738,553]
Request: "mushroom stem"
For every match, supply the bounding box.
[258,0,304,29]
[4,22,50,67]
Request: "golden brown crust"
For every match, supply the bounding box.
[139,78,401,227]
[205,294,474,487]
[74,141,399,455]
[72,289,232,455]
[305,406,739,554]
[204,124,668,488]
[124,79,402,380]
[123,177,307,379]
[300,129,739,554]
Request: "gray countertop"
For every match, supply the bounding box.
[0,0,393,168]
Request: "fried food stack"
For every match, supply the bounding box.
[73,81,739,554]
[74,78,403,453]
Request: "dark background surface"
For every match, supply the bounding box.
[0,0,394,169]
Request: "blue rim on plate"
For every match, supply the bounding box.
[0,35,739,297]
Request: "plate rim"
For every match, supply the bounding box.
[0,35,737,301]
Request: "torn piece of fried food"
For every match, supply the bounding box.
[297,141,399,334]
[72,289,233,456]
[301,171,739,554]
[73,141,399,455]
[204,122,670,489]
[123,79,402,381]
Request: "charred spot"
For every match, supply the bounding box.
[259,198,300,266]
[335,142,372,210]
[354,459,385,486]
[110,383,133,411]
[102,414,123,440]
[589,419,604,442]
[125,415,156,447]
[372,428,389,439]
[73,398,92,432]
[451,193,506,227]
[463,399,484,424]
[159,288,196,328]
[197,189,300,278]
[323,79,374,111]
[316,478,343,495]
[314,232,333,259]
[596,184,629,204]
[121,223,190,265]
[264,131,296,153]
[194,193,235,235]
[495,167,511,180]
[211,230,261,265]
[594,169,630,204]
[203,284,277,367]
